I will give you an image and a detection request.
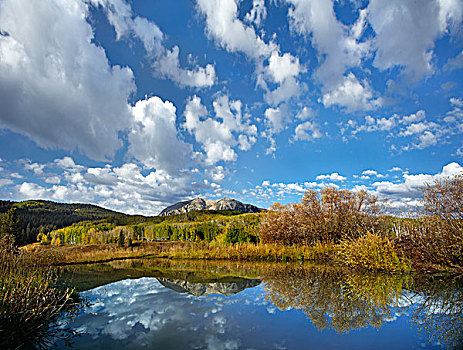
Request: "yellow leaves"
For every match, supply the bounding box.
[337,232,410,272]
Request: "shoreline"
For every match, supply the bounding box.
[23,241,462,274]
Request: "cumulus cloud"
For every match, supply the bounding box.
[196,0,303,104]
[286,0,373,110]
[0,0,135,161]
[89,0,164,54]
[264,105,289,134]
[184,95,257,165]
[244,0,267,27]
[294,121,322,141]
[316,172,346,181]
[368,0,463,79]
[340,106,462,152]
[321,73,382,111]
[128,96,192,174]
[154,46,216,88]
[267,51,304,84]
[196,0,275,59]
[10,157,219,215]
[90,0,216,88]
[372,162,463,208]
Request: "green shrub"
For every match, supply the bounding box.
[337,232,410,272]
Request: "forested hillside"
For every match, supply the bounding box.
[0,200,151,244]
[42,211,263,246]
[0,200,261,245]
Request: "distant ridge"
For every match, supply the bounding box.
[159,197,261,216]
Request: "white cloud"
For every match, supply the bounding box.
[316,172,346,181]
[184,95,256,165]
[89,0,164,54]
[21,160,46,175]
[321,73,382,111]
[0,179,14,186]
[340,106,462,152]
[12,157,219,215]
[244,0,267,27]
[90,0,216,88]
[0,0,135,161]
[196,0,303,104]
[400,110,426,124]
[263,76,301,106]
[267,51,304,84]
[264,105,289,134]
[55,157,84,171]
[196,0,275,59]
[154,46,216,88]
[18,182,47,199]
[372,162,463,210]
[445,50,463,71]
[362,170,378,176]
[415,131,438,149]
[450,97,463,108]
[294,121,322,141]
[296,107,315,121]
[286,0,372,110]
[128,96,192,173]
[399,122,431,137]
[368,0,463,79]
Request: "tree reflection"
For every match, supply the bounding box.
[262,264,462,348]
[410,275,463,349]
[262,265,409,333]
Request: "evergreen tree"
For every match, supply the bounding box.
[118,231,125,247]
[0,208,21,246]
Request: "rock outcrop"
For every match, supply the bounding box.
[159,197,261,216]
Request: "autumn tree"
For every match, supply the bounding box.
[405,174,463,267]
[260,187,383,245]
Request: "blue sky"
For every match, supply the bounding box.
[0,0,462,215]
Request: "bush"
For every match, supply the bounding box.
[0,247,82,348]
[260,187,384,245]
[337,232,410,272]
[395,174,463,268]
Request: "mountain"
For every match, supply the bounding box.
[159,197,262,216]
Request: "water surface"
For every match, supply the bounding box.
[56,259,463,349]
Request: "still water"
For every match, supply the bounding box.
[55,259,463,349]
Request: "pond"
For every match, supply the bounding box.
[54,259,463,349]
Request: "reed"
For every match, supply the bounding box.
[0,245,82,349]
[25,241,337,265]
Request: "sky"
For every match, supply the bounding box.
[0,0,462,215]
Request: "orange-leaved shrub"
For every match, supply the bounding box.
[396,174,463,268]
[259,187,384,245]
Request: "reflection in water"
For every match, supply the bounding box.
[157,277,261,296]
[57,260,463,349]
[262,265,410,333]
[410,275,463,349]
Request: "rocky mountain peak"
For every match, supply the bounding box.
[159,197,261,216]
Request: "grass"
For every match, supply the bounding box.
[0,246,83,349]
[24,241,337,266]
